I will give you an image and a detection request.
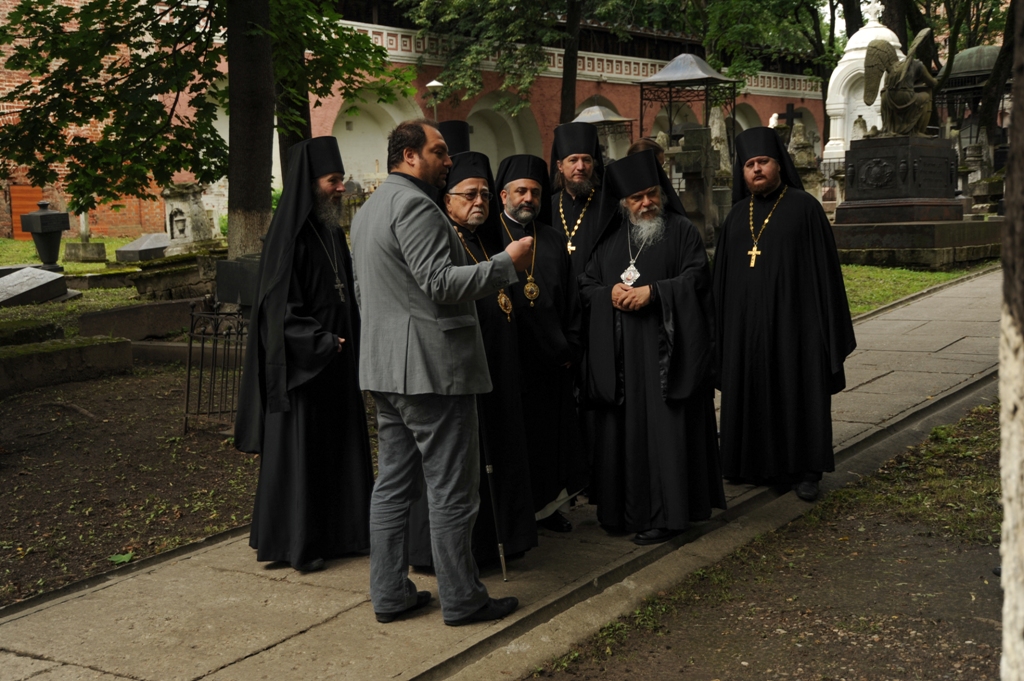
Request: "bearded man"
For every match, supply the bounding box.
[352,120,533,626]
[579,150,725,545]
[406,150,539,574]
[495,154,587,534]
[713,127,856,502]
[235,137,373,573]
[548,122,616,280]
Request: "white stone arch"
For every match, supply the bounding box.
[730,103,761,132]
[467,93,543,173]
[651,104,698,143]
[333,93,423,189]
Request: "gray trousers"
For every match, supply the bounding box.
[369,392,489,620]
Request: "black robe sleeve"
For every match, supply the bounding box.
[578,243,621,406]
[655,221,715,400]
[805,199,856,393]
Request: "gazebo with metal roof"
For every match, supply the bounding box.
[935,44,1012,144]
[636,53,739,158]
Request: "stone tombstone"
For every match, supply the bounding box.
[162,183,215,256]
[835,136,961,223]
[788,120,824,202]
[0,268,68,307]
[852,115,868,141]
[708,107,733,176]
[115,232,170,263]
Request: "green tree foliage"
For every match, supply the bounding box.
[0,0,411,215]
[0,1,227,213]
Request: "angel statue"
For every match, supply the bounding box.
[863,28,937,136]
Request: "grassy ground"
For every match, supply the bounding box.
[0,288,145,337]
[841,261,997,316]
[534,402,1002,679]
[0,236,135,274]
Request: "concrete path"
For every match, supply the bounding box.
[0,269,1003,681]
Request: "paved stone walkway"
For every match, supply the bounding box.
[0,269,1002,681]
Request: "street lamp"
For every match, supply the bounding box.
[426,79,443,121]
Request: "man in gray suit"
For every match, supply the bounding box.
[351,119,534,626]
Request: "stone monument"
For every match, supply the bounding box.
[788,120,824,202]
[162,183,217,257]
[830,24,999,267]
[64,213,107,263]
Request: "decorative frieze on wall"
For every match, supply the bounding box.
[742,72,823,100]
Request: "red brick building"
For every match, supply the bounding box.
[0,2,826,239]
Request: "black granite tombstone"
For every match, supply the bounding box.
[835,137,962,224]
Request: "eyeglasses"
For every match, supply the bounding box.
[448,190,492,202]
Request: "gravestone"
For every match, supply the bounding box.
[835,136,961,224]
[788,120,824,202]
[162,183,216,257]
[116,232,169,263]
[0,268,68,307]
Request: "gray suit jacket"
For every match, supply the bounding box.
[351,173,517,395]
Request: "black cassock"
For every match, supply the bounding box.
[551,188,614,281]
[242,221,374,567]
[500,215,588,513]
[408,226,538,568]
[579,213,726,532]
[713,185,856,483]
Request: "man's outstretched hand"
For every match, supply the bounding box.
[505,237,535,272]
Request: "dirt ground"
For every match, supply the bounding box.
[532,405,1003,681]
[0,363,259,607]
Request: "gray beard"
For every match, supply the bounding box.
[623,208,666,249]
[506,202,537,224]
[313,188,344,226]
[565,176,595,197]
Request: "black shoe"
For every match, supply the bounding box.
[296,558,325,573]
[538,510,572,533]
[994,566,1002,577]
[795,480,819,501]
[444,596,519,627]
[375,590,432,623]
[632,528,679,546]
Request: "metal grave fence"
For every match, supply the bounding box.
[183,303,248,434]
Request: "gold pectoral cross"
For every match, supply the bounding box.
[748,244,761,267]
[567,241,576,254]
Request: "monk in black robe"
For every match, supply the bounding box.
[579,150,725,545]
[407,151,538,572]
[713,127,856,502]
[495,154,588,533]
[548,122,618,281]
[234,137,374,572]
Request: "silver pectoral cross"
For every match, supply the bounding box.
[334,276,346,303]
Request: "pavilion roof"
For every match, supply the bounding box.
[572,106,635,125]
[636,53,737,86]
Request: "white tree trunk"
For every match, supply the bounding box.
[1002,308,1024,678]
[1001,5,1024,676]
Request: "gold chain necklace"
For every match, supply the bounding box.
[452,223,513,321]
[558,189,593,255]
[747,185,787,267]
[500,213,540,306]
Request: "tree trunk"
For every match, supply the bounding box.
[882,0,908,52]
[274,47,314,168]
[841,0,863,37]
[559,0,584,124]
[226,0,276,259]
[978,0,1016,148]
[1000,4,1024,678]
